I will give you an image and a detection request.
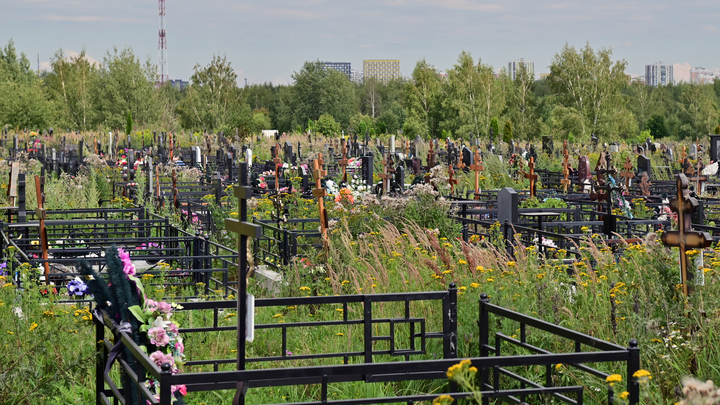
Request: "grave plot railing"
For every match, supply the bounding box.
[253,218,323,272]
[94,288,641,405]
[479,293,640,405]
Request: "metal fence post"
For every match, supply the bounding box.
[94,314,105,405]
[443,282,458,359]
[627,339,640,404]
[160,362,173,405]
[479,293,490,405]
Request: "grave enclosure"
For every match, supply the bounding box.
[4,130,720,405]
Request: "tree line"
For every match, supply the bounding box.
[1,39,719,142]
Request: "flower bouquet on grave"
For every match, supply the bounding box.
[79,246,187,404]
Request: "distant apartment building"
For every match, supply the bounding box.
[508,59,534,81]
[539,73,550,80]
[645,62,674,86]
[363,59,401,83]
[323,62,352,79]
[350,70,364,84]
[690,67,716,84]
[170,79,189,91]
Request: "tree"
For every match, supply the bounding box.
[676,83,718,139]
[290,61,356,129]
[490,117,499,143]
[314,113,341,135]
[250,110,272,133]
[405,59,441,138]
[547,43,629,139]
[503,120,513,143]
[177,54,251,135]
[125,110,132,135]
[645,114,669,138]
[90,47,159,130]
[508,62,537,139]
[0,39,53,129]
[45,48,97,130]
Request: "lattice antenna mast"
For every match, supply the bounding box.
[157,0,168,86]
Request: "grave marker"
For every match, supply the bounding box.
[620,156,635,189]
[469,149,484,200]
[312,158,329,246]
[522,157,539,197]
[447,163,458,195]
[661,174,713,297]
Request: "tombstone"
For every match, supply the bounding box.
[497,187,519,226]
[390,135,396,154]
[690,144,698,160]
[609,143,619,153]
[394,165,405,192]
[637,154,651,179]
[528,145,537,163]
[461,147,472,170]
[361,154,374,187]
[195,146,202,168]
[284,141,293,163]
[411,157,422,176]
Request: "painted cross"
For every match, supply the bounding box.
[224,163,262,383]
[312,158,329,245]
[620,156,635,189]
[34,175,50,285]
[661,174,712,297]
[523,157,539,197]
[469,149,484,200]
[448,163,458,195]
[273,142,282,191]
[338,140,350,183]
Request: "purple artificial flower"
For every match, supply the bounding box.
[67,277,89,296]
[148,327,170,347]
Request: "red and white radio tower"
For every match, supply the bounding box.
[157,0,168,86]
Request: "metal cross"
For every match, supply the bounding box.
[273,142,282,191]
[660,174,712,297]
[224,163,262,400]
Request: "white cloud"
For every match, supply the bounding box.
[673,62,692,83]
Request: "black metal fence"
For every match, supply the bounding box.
[94,286,641,405]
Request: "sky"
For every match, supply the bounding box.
[3,0,720,85]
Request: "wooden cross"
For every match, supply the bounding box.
[448,163,458,195]
[169,133,174,160]
[457,149,466,171]
[660,174,712,297]
[312,159,329,246]
[469,149,484,200]
[523,157,539,197]
[7,162,19,206]
[338,140,350,183]
[690,157,708,195]
[679,146,687,166]
[273,143,282,191]
[224,163,262,377]
[94,137,98,154]
[620,156,635,189]
[378,154,391,194]
[639,172,651,196]
[33,175,51,285]
[560,141,571,193]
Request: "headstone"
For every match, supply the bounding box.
[462,147,472,169]
[690,144,698,160]
[394,165,405,192]
[637,154,651,179]
[609,143,619,153]
[710,135,720,163]
[361,154,373,187]
[390,135,395,154]
[497,188,519,226]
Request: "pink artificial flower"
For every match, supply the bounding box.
[172,385,187,396]
[117,248,136,276]
[149,351,175,368]
[166,322,179,334]
[148,327,170,347]
[155,301,173,316]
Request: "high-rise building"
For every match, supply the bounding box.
[689,67,716,84]
[323,62,352,79]
[508,59,534,81]
[363,59,401,83]
[645,62,674,86]
[170,79,189,91]
[350,70,364,84]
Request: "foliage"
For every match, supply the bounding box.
[290,60,356,130]
[0,40,52,129]
[313,113,341,136]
